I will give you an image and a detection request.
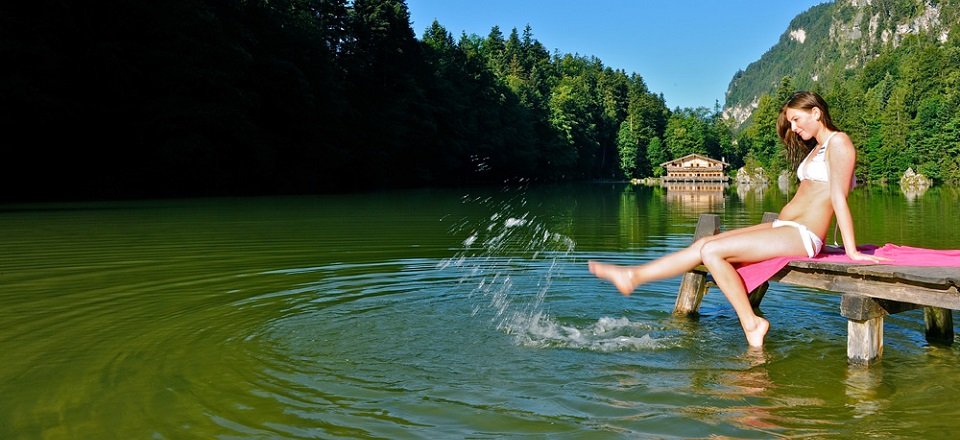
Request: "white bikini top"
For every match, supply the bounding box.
[797,131,838,182]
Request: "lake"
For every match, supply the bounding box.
[2,182,960,438]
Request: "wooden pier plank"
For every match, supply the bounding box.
[785,260,960,286]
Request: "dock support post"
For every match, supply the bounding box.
[841,294,886,365]
[923,307,954,345]
[747,283,769,309]
[673,214,720,316]
[840,294,921,365]
[675,271,709,315]
[847,317,884,365]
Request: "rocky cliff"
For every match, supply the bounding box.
[724,0,958,126]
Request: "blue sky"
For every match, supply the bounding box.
[406,0,831,110]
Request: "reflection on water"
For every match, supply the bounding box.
[662,182,727,212]
[778,172,794,195]
[900,184,929,202]
[735,182,769,200]
[844,366,890,419]
[681,349,835,436]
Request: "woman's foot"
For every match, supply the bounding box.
[588,261,641,295]
[743,316,770,347]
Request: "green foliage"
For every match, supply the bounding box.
[646,137,668,177]
[550,74,601,176]
[711,101,741,168]
[742,94,781,166]
[731,0,960,185]
[617,122,640,178]
[2,0,677,200]
[743,152,765,177]
[664,108,708,158]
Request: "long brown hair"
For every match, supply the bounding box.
[777,91,840,168]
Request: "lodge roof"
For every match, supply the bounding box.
[660,153,729,168]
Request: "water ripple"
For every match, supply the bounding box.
[4,188,960,438]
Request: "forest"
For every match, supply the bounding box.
[0,0,739,201]
[4,0,958,202]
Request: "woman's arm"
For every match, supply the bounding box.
[827,133,889,263]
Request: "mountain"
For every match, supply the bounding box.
[724,0,958,126]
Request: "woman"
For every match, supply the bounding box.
[588,91,888,347]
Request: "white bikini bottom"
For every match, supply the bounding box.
[772,220,823,258]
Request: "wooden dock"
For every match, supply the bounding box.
[674,212,960,365]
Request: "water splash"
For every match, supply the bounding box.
[509,314,668,351]
[440,190,573,327]
[439,189,671,351]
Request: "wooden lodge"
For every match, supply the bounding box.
[660,154,729,182]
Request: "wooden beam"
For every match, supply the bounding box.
[748,282,769,309]
[774,269,960,310]
[846,264,960,285]
[847,317,883,366]
[673,214,720,316]
[840,294,920,320]
[840,294,894,365]
[674,271,709,315]
[760,211,779,224]
[923,307,954,345]
[783,261,960,287]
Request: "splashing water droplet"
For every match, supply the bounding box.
[437,188,677,352]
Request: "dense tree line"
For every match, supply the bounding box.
[739,30,960,185]
[3,0,734,202]
[730,0,960,185]
[826,31,960,185]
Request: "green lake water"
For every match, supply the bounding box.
[2,183,960,438]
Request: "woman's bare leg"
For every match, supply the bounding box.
[588,246,702,295]
[589,222,773,295]
[700,226,808,347]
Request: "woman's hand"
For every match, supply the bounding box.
[846,251,893,263]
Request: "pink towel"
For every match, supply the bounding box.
[736,244,960,293]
